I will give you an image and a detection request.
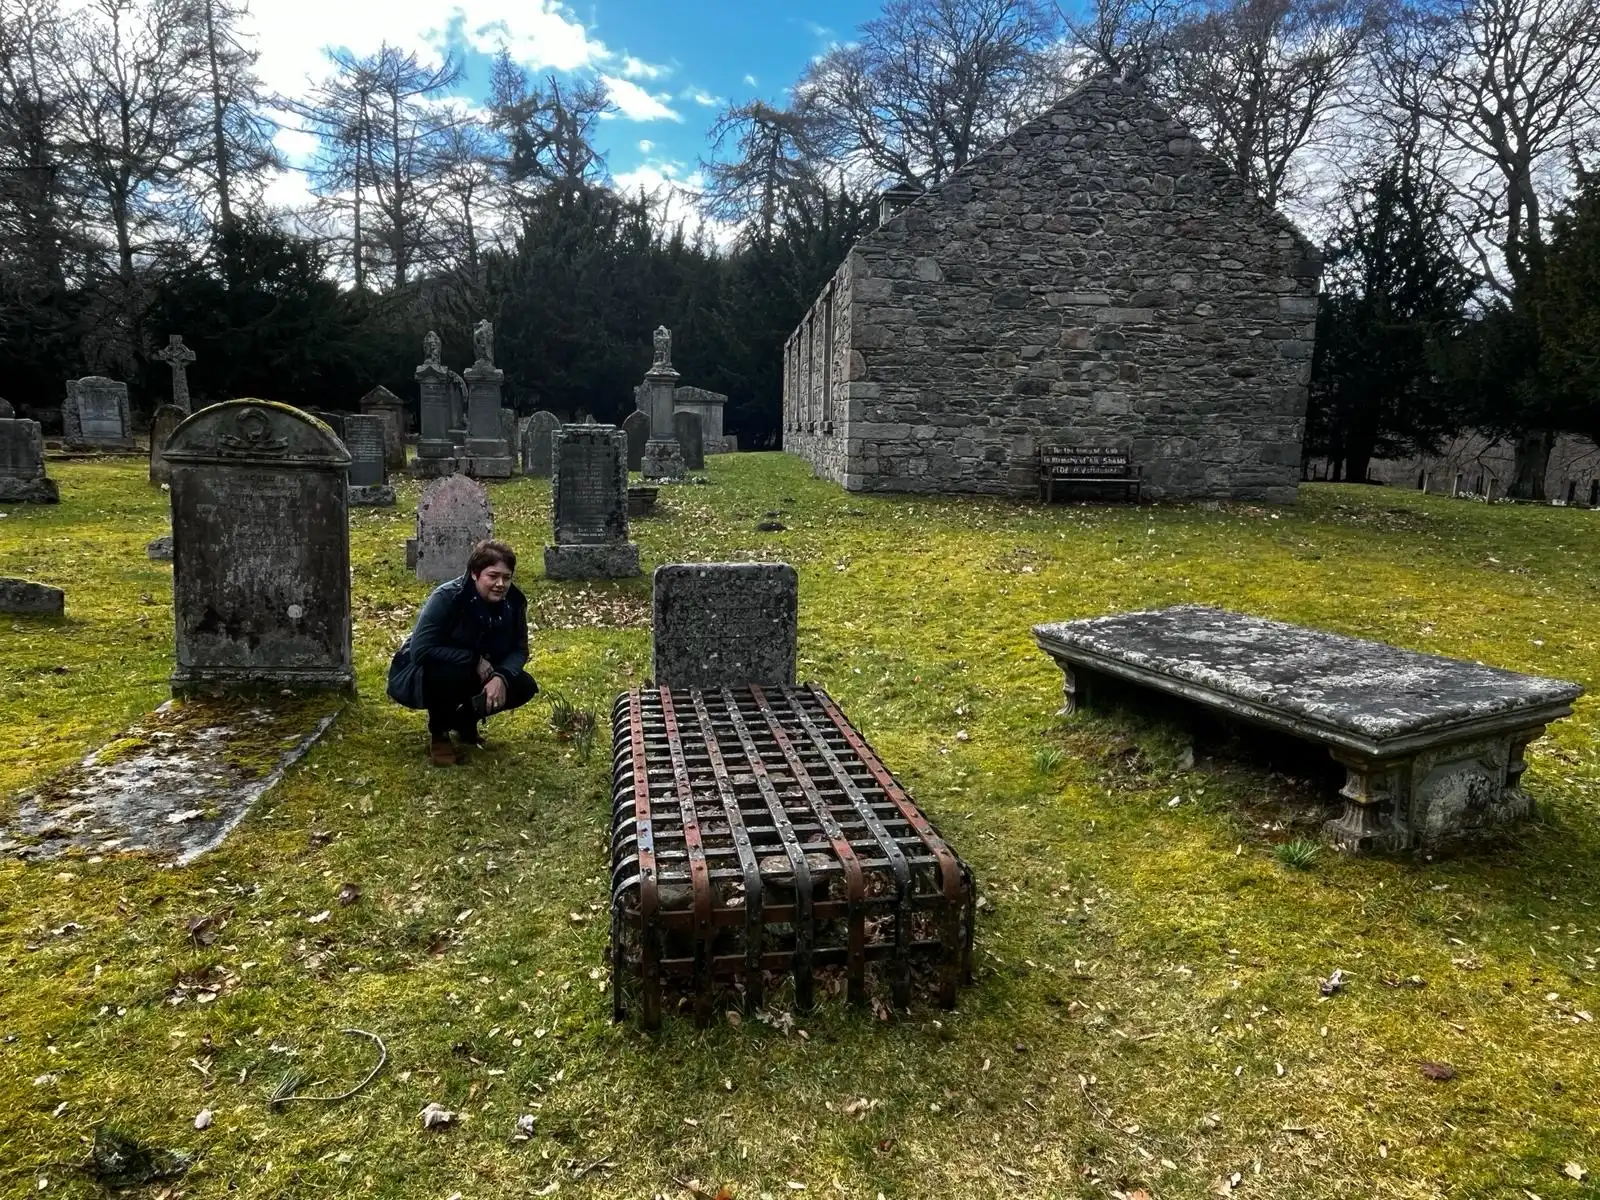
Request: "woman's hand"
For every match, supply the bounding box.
[476,656,494,682]
[483,675,507,712]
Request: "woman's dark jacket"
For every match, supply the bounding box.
[386,575,530,710]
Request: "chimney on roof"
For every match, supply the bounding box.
[878,180,924,228]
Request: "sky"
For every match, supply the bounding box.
[250,0,882,228]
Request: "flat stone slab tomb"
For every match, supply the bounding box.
[2,698,341,863]
[1033,605,1583,852]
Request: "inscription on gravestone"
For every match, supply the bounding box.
[415,474,493,582]
[544,425,638,579]
[652,563,799,689]
[344,414,385,485]
[164,401,353,694]
[80,391,121,438]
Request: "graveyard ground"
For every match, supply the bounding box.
[2,454,1598,1200]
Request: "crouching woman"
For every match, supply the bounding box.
[387,539,538,765]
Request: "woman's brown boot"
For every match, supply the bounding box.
[429,736,456,766]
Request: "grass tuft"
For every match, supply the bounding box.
[1273,837,1323,869]
[1032,746,1066,774]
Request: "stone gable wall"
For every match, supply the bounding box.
[781,75,1319,501]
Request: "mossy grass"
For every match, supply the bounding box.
[2,457,1598,1198]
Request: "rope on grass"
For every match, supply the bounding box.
[269,1028,387,1109]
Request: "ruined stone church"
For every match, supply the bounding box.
[781,73,1322,502]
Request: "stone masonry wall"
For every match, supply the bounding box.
[782,74,1320,501]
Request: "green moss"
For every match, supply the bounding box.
[1,458,1598,1198]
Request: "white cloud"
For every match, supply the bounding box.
[272,125,321,161]
[638,139,655,152]
[261,166,318,213]
[599,76,683,122]
[464,3,608,73]
[743,73,758,87]
[618,54,669,81]
[682,87,721,108]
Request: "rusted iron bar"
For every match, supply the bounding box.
[610,683,976,1029]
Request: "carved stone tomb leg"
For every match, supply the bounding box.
[1325,753,1404,852]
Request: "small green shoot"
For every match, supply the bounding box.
[1274,838,1322,870]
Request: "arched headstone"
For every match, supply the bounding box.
[521,410,560,477]
[64,377,134,451]
[416,474,492,582]
[675,409,705,471]
[622,410,649,472]
[164,400,353,694]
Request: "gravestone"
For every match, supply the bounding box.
[306,409,345,438]
[652,563,798,688]
[416,474,493,582]
[0,398,13,418]
[63,376,134,451]
[0,577,65,616]
[500,407,520,475]
[0,419,59,503]
[461,319,512,477]
[414,331,457,477]
[343,412,396,506]
[674,409,705,471]
[165,401,353,694]
[675,386,734,453]
[155,334,197,412]
[543,425,639,579]
[148,404,185,485]
[448,371,468,445]
[640,326,685,481]
[622,410,649,472]
[359,384,407,468]
[521,410,560,477]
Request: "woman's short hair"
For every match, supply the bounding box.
[466,539,517,576]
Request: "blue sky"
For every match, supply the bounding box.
[254,0,883,223]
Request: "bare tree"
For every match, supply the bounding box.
[1058,0,1182,78]
[700,99,826,245]
[797,0,1065,188]
[1164,0,1377,210]
[191,0,278,234]
[487,53,611,204]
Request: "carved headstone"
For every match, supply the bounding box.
[63,377,134,451]
[521,410,560,477]
[543,425,639,579]
[414,334,456,477]
[622,410,649,472]
[0,398,13,418]
[675,386,734,452]
[415,474,492,582]
[343,413,395,506]
[164,401,353,694]
[674,409,705,470]
[148,404,185,485]
[359,384,407,467]
[156,335,197,413]
[462,325,511,476]
[640,326,685,480]
[0,419,59,503]
[652,563,799,688]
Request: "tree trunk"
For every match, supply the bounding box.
[1509,429,1555,500]
[203,0,233,231]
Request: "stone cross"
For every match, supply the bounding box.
[156,335,197,413]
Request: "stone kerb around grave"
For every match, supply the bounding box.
[651,563,798,689]
[544,424,639,580]
[163,400,353,695]
[414,474,493,582]
[0,419,59,503]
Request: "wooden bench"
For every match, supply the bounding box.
[1038,446,1141,503]
[1033,605,1583,853]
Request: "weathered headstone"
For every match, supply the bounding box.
[360,384,407,468]
[543,425,640,579]
[148,404,185,485]
[627,484,658,517]
[164,401,353,694]
[521,410,560,477]
[0,577,65,616]
[462,321,512,477]
[448,370,467,445]
[0,419,59,503]
[0,397,15,418]
[622,410,649,472]
[306,409,345,438]
[675,386,734,453]
[674,409,705,471]
[500,407,520,475]
[414,331,457,477]
[652,563,798,688]
[640,326,685,481]
[155,334,197,412]
[416,474,493,582]
[343,412,396,506]
[63,377,134,451]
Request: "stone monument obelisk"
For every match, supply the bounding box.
[412,329,456,477]
[463,319,512,478]
[640,325,685,481]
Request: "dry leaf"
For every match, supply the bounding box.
[1562,1162,1587,1181]
[1420,1062,1456,1082]
[193,1109,212,1130]
[306,910,331,924]
[419,1102,457,1130]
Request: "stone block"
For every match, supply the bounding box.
[651,562,798,689]
[544,542,641,580]
[0,577,64,615]
[147,535,173,561]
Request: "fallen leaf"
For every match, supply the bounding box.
[1420,1062,1456,1082]
[1563,1162,1587,1181]
[193,1109,212,1131]
[419,1102,456,1130]
[1319,969,1346,997]
[306,910,331,925]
